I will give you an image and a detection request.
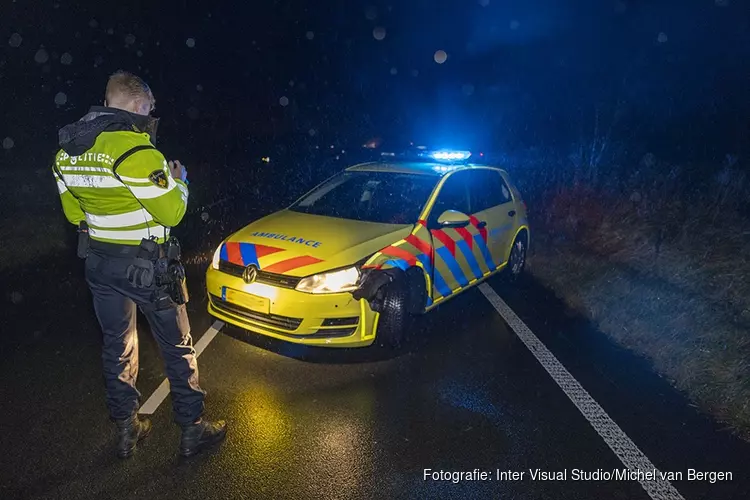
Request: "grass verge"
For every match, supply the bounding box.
[528,191,750,439]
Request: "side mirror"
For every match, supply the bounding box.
[437,210,471,228]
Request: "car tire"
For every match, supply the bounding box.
[376,274,411,348]
[506,232,528,281]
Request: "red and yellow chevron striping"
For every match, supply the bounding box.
[263,255,324,274]
[220,242,323,274]
[453,227,474,249]
[431,229,456,256]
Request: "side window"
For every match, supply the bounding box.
[468,170,513,213]
[428,172,471,224]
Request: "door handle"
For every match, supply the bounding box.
[508,210,516,217]
[477,220,487,229]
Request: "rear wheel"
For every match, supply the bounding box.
[506,233,527,280]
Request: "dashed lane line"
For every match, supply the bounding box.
[479,283,685,500]
[138,320,224,415]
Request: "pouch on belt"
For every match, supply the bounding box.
[126,238,159,288]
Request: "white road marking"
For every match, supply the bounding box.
[139,320,224,415]
[479,284,685,500]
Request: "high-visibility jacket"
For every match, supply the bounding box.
[53,107,189,245]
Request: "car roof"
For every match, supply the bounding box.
[345,161,507,177]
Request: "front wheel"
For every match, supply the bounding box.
[375,276,411,348]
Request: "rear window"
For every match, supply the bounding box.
[289,171,439,224]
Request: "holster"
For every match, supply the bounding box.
[153,261,189,307]
[151,237,189,307]
[77,222,90,259]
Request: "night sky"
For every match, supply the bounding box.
[2,0,749,169]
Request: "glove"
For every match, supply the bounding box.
[180,165,188,184]
[126,258,155,288]
[169,160,189,185]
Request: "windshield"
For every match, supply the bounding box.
[289,171,438,224]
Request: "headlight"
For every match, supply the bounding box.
[295,266,360,294]
[211,244,222,270]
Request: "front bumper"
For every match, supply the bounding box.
[206,267,379,347]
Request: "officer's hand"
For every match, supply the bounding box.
[168,160,187,182]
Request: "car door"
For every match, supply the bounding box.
[466,168,516,268]
[426,170,483,302]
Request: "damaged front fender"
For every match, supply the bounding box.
[351,268,403,311]
[352,223,434,312]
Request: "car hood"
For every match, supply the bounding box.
[223,210,414,276]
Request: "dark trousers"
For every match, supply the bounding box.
[85,248,205,426]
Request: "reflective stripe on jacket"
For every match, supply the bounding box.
[53,130,188,245]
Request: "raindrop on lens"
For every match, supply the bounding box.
[306,31,314,40]
[2,137,14,149]
[373,27,386,41]
[35,48,49,64]
[8,33,22,48]
[279,96,289,106]
[434,50,448,64]
[60,52,73,65]
[54,92,67,106]
[186,38,196,48]
[125,34,136,45]
[657,32,668,43]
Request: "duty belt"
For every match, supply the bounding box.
[86,237,189,307]
[89,238,146,258]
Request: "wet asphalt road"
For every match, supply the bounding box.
[2,249,750,500]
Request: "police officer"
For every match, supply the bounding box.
[53,70,227,458]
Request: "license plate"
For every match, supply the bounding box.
[223,288,269,314]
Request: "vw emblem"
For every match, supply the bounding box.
[243,264,258,284]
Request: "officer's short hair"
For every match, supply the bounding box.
[105,70,155,112]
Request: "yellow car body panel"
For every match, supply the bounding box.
[205,211,413,347]
[227,209,414,276]
[206,268,380,347]
[207,162,530,347]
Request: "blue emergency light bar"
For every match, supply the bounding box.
[429,150,472,161]
[379,148,474,164]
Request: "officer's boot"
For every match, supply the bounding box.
[179,419,228,457]
[115,414,152,459]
